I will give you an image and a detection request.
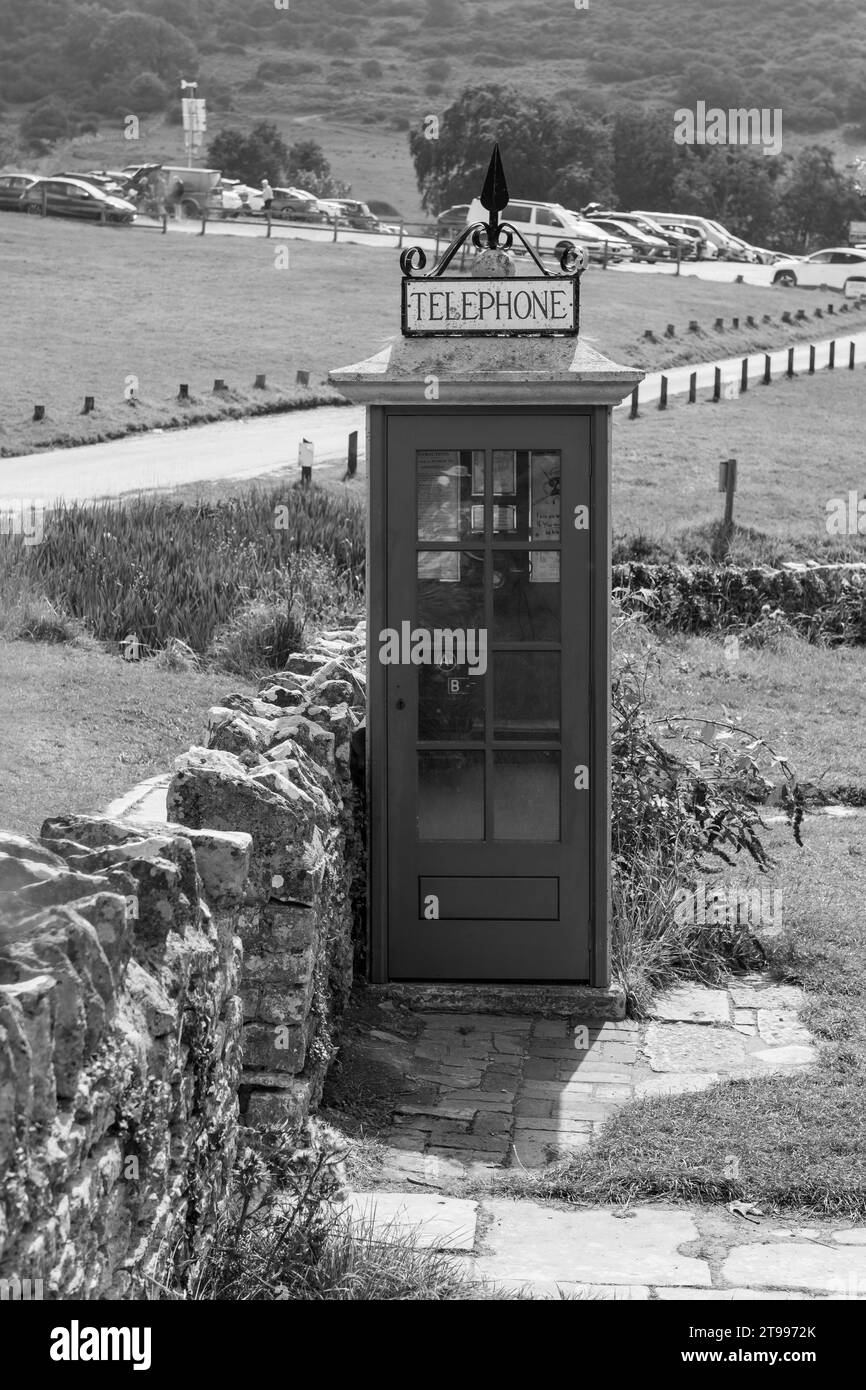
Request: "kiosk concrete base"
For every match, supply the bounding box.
[367,982,626,1020]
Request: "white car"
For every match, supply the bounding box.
[219,180,264,216]
[772,247,866,290]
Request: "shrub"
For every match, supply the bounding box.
[609,652,803,1010]
[128,71,170,113]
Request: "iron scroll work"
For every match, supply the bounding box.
[400,144,585,339]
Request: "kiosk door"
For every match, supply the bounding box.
[384,412,592,981]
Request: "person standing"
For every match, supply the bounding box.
[261,177,273,212]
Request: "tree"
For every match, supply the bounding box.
[87,11,198,85]
[408,84,613,215]
[775,146,862,251]
[19,96,78,150]
[612,109,678,211]
[287,140,330,182]
[207,122,290,183]
[672,148,781,244]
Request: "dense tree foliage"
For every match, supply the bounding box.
[409,85,863,251]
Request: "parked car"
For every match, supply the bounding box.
[597,211,695,258]
[584,214,669,262]
[466,197,632,262]
[269,186,326,220]
[0,173,37,210]
[20,177,136,223]
[644,220,715,259]
[56,170,132,199]
[436,204,471,236]
[772,247,866,290]
[317,198,380,230]
[632,211,741,258]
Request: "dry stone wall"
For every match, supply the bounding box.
[168,618,367,1127]
[0,817,248,1298]
[0,618,367,1298]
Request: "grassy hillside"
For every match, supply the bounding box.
[1,0,865,222]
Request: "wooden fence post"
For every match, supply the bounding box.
[688,371,696,403]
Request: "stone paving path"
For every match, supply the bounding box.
[354,975,817,1186]
[340,1192,866,1300]
[333,974,859,1299]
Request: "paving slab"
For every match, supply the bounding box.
[756,1009,813,1046]
[722,1242,866,1293]
[649,985,731,1025]
[833,1230,866,1246]
[473,1279,651,1300]
[752,1044,817,1068]
[727,983,805,1010]
[647,1021,754,1073]
[474,1201,711,1287]
[654,1287,813,1301]
[634,1072,721,1098]
[342,1193,478,1251]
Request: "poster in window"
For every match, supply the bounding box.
[530,451,561,582]
[492,449,517,497]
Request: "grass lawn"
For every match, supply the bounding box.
[615,366,866,557]
[2,213,864,457]
[615,622,866,793]
[0,638,251,838]
[521,813,866,1217]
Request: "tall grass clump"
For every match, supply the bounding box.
[8,486,364,657]
[175,1121,471,1302]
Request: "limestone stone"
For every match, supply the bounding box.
[341,1193,478,1251]
[756,1009,812,1047]
[722,1242,866,1293]
[649,985,730,1025]
[833,1230,866,1245]
[474,1202,712,1287]
[752,1044,817,1067]
[728,983,805,1011]
[634,1072,721,1098]
[646,1022,754,1073]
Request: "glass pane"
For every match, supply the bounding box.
[419,663,485,741]
[417,449,482,541]
[418,751,484,839]
[493,752,560,840]
[494,652,560,741]
[417,549,484,626]
[493,550,560,641]
[417,548,486,740]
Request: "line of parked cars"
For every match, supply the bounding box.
[451,196,788,265]
[0,166,394,230]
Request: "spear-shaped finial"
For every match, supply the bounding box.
[479,143,509,249]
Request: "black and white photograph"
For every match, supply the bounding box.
[0,0,864,1351]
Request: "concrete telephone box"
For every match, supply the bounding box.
[330,148,642,989]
